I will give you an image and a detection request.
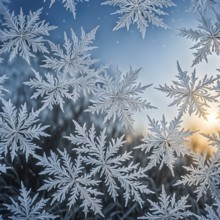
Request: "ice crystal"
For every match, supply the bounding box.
[135,115,193,176]
[0,156,7,173]
[36,149,103,217]
[5,182,57,220]
[66,120,152,207]
[102,0,175,38]
[199,203,220,220]
[157,61,219,119]
[175,151,220,201]
[179,13,220,66]
[87,67,155,130]
[190,0,216,12]
[0,6,56,64]
[42,26,98,76]
[44,0,89,18]
[138,185,194,219]
[0,75,8,102]
[24,69,96,112]
[0,100,50,161]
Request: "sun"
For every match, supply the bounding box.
[206,111,219,125]
[204,111,219,130]
[183,109,220,154]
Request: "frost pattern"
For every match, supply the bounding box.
[24,69,97,112]
[156,61,219,119]
[0,100,50,161]
[4,182,57,220]
[175,151,220,201]
[135,115,193,176]
[102,0,175,38]
[0,156,7,173]
[0,6,56,64]
[87,67,155,130]
[138,185,195,220]
[36,149,103,217]
[0,164,7,173]
[190,0,216,12]
[66,120,152,207]
[179,13,220,66]
[44,0,89,18]
[0,75,8,102]
[199,203,220,220]
[42,26,98,76]
[1,0,220,219]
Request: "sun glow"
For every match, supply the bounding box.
[206,111,219,126]
[183,109,220,155]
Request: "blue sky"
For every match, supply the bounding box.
[6,0,220,131]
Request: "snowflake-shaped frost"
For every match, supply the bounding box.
[66,120,152,207]
[36,149,103,217]
[175,151,220,201]
[202,131,220,148]
[0,164,7,173]
[42,26,98,76]
[0,156,7,173]
[135,115,193,176]
[0,100,50,161]
[44,0,89,18]
[156,61,219,119]
[190,0,216,12]
[138,185,195,219]
[5,182,57,220]
[214,78,220,98]
[0,75,8,102]
[199,203,220,220]
[87,67,155,130]
[24,69,96,112]
[0,6,56,64]
[180,13,220,66]
[102,0,175,38]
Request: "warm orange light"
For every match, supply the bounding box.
[183,109,220,155]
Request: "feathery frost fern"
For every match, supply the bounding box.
[44,0,89,18]
[138,185,195,219]
[135,114,193,176]
[87,67,155,130]
[66,120,152,207]
[179,13,220,66]
[102,0,175,38]
[0,6,56,64]
[0,100,49,161]
[190,0,217,12]
[24,69,97,112]
[156,61,219,119]
[42,26,99,76]
[4,182,57,220]
[36,149,103,217]
[1,0,220,219]
[175,150,220,201]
